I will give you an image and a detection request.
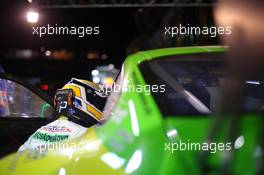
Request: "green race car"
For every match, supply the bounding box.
[0,46,263,175]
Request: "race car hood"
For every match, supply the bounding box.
[0,127,126,175]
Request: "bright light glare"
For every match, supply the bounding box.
[166,129,178,138]
[125,150,142,173]
[246,81,260,85]
[84,140,102,151]
[128,100,140,136]
[234,135,245,149]
[58,168,66,175]
[27,11,39,23]
[101,152,125,169]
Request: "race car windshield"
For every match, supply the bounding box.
[0,78,54,118]
[140,53,264,116]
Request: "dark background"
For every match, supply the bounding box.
[0,0,218,96]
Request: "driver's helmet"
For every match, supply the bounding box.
[54,78,108,127]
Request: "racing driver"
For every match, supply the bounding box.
[19,78,108,152]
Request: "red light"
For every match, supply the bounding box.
[40,84,49,91]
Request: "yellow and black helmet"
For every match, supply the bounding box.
[54,78,107,127]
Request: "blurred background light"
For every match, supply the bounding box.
[93,77,100,83]
[91,69,99,76]
[40,84,49,91]
[27,11,39,23]
[45,50,51,57]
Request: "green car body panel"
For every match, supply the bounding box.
[0,46,262,175]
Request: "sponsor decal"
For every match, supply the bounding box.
[32,131,69,142]
[41,125,72,133]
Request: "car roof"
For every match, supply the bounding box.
[124,46,227,68]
